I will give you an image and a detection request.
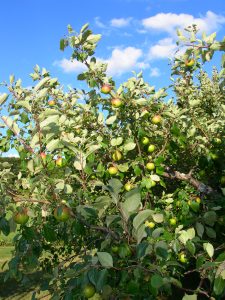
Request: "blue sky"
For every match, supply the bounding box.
[0,0,225,91]
[0,0,225,156]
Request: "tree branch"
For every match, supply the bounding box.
[163,168,214,194]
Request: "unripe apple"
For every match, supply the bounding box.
[148,144,155,153]
[195,197,201,204]
[13,208,29,225]
[145,221,155,228]
[111,98,122,108]
[169,218,177,226]
[112,150,122,161]
[146,162,155,171]
[108,166,118,175]
[209,152,219,160]
[151,180,156,187]
[56,156,63,167]
[124,182,133,191]
[214,138,222,144]
[185,59,195,67]
[101,84,111,94]
[48,100,56,106]
[111,245,119,253]
[82,284,96,299]
[54,205,70,222]
[178,252,187,263]
[151,115,162,125]
[141,136,150,145]
[220,176,225,186]
[40,152,46,160]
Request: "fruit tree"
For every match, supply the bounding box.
[0,24,225,299]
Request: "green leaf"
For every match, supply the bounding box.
[196,222,204,238]
[150,174,160,182]
[123,142,136,152]
[182,294,197,300]
[60,39,65,51]
[40,115,59,128]
[133,209,154,230]
[122,188,141,216]
[106,115,117,125]
[178,228,195,245]
[97,252,113,268]
[110,137,123,146]
[117,163,129,172]
[0,93,9,105]
[16,100,31,112]
[155,241,168,259]
[151,274,164,289]
[186,241,196,255]
[46,139,62,151]
[204,211,217,226]
[213,276,225,296]
[34,76,50,91]
[203,242,214,258]
[152,213,164,223]
[135,224,147,244]
[81,23,89,33]
[205,226,216,239]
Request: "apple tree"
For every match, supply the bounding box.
[0,24,225,299]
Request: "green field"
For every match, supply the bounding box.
[0,246,50,300]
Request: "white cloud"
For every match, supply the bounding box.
[148,38,177,60]
[150,67,161,77]
[101,47,146,76]
[110,18,132,28]
[142,11,225,34]
[53,58,86,73]
[4,153,20,158]
[94,17,106,29]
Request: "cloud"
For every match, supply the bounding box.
[142,11,225,34]
[101,47,146,76]
[150,67,161,77]
[4,153,20,158]
[94,17,107,29]
[110,18,132,28]
[53,58,86,73]
[148,38,177,60]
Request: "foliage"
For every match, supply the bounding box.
[0,24,225,299]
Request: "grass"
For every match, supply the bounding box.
[0,246,50,300]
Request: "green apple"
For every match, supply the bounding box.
[111,98,122,108]
[151,180,156,187]
[214,137,222,144]
[209,152,219,160]
[111,245,119,253]
[108,166,118,175]
[54,205,70,222]
[141,137,150,145]
[185,59,195,67]
[195,197,201,204]
[220,176,225,186]
[13,208,29,225]
[169,218,177,226]
[145,221,155,228]
[151,115,162,124]
[101,84,111,94]
[124,182,133,191]
[178,252,188,263]
[146,162,155,171]
[112,150,122,161]
[148,144,155,153]
[82,284,96,299]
